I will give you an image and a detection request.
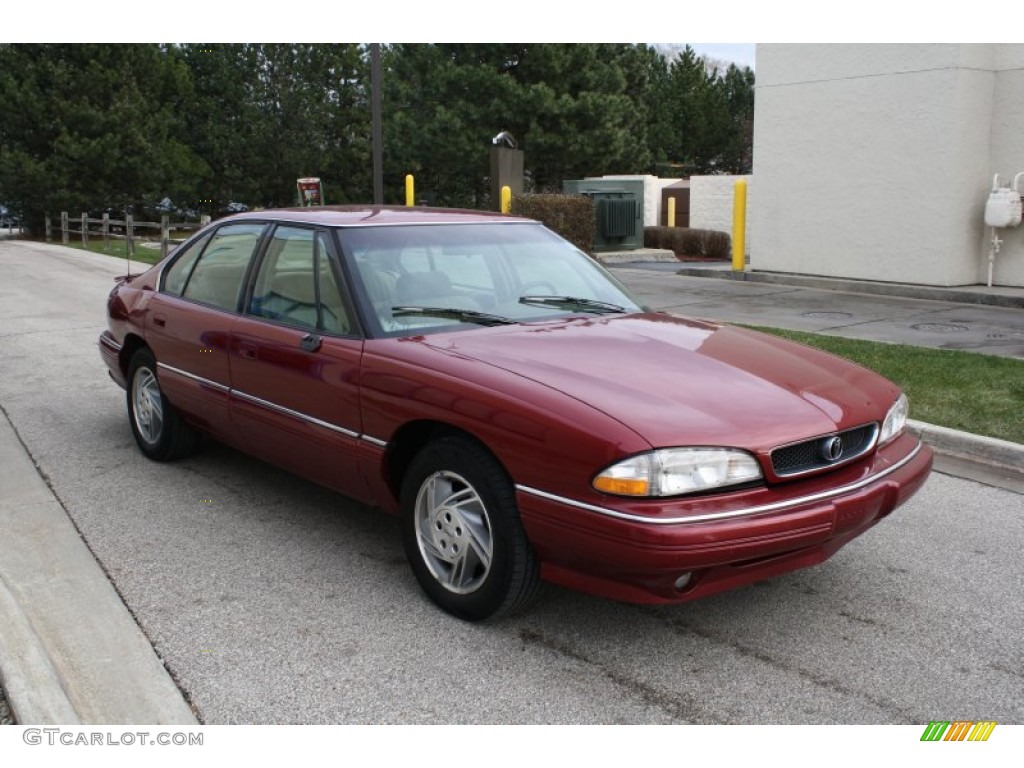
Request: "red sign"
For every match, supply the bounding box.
[297,177,323,206]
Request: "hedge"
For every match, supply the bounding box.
[510,193,595,255]
[644,226,731,260]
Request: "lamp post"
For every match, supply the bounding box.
[371,43,383,206]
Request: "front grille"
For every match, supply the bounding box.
[770,423,878,478]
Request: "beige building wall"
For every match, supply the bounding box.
[690,175,753,255]
[988,46,1024,286]
[752,44,1024,288]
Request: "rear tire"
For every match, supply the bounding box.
[126,349,199,461]
[400,436,542,621]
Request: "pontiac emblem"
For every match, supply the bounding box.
[822,436,844,462]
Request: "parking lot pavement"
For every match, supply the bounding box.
[609,265,1024,359]
[0,240,1021,725]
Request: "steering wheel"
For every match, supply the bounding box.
[518,281,558,296]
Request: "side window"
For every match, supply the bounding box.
[182,224,264,312]
[392,246,496,307]
[248,227,351,334]
[398,248,432,273]
[162,232,211,296]
[316,232,350,335]
[432,250,494,291]
[508,245,602,298]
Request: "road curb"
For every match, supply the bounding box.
[908,419,1024,474]
[673,266,1024,309]
[0,576,80,724]
[595,248,677,264]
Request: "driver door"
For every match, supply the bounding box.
[228,225,370,503]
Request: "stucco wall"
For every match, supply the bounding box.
[752,43,1024,288]
[690,175,752,254]
[987,62,1024,286]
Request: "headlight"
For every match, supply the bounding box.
[878,393,908,446]
[593,448,763,497]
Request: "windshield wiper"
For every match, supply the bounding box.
[391,306,516,326]
[518,295,627,314]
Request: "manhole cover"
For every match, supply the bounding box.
[911,323,969,333]
[802,311,853,319]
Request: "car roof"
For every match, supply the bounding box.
[221,205,536,228]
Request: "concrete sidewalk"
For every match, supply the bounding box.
[0,407,196,725]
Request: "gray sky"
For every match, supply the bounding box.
[688,43,756,69]
[6,1,991,42]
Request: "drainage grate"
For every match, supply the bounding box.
[911,323,969,333]
[802,311,853,320]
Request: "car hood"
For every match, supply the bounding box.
[422,313,899,450]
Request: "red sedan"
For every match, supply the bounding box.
[99,207,933,620]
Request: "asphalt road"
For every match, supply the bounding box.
[1,240,1021,724]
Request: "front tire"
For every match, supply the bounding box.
[127,348,199,461]
[400,437,541,621]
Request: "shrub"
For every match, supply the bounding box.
[511,194,594,255]
[644,226,731,260]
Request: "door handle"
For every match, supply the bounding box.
[153,313,166,328]
[300,334,322,352]
[237,342,258,360]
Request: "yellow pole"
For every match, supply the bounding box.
[501,185,512,214]
[667,197,676,228]
[732,179,747,271]
[405,175,415,207]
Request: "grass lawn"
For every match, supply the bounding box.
[63,238,167,265]
[747,326,1024,445]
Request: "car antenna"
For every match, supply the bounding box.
[124,217,131,278]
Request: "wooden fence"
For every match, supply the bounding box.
[46,211,211,259]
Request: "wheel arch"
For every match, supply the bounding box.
[118,333,149,377]
[383,420,511,505]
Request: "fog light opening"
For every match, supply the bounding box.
[673,572,693,591]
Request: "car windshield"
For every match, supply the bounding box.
[340,222,647,336]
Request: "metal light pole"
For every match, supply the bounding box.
[371,43,383,206]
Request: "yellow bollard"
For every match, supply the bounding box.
[405,175,414,207]
[667,197,676,228]
[501,186,512,214]
[732,179,747,271]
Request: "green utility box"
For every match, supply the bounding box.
[563,178,644,252]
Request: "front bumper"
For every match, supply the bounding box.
[516,433,933,604]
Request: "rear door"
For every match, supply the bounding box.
[147,222,266,440]
[228,225,369,502]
